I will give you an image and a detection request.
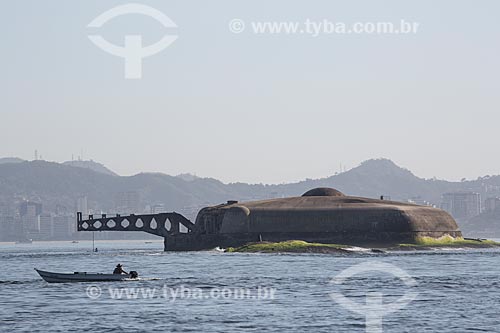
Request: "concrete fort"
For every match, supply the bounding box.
[77,188,462,251]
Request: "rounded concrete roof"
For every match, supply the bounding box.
[302,187,345,197]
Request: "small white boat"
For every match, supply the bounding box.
[35,269,138,283]
[16,239,33,244]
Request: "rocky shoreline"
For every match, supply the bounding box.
[225,238,500,254]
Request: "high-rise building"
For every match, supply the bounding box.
[0,203,10,216]
[115,191,140,213]
[0,216,15,241]
[484,197,500,213]
[20,201,42,216]
[441,192,481,219]
[77,196,89,216]
[38,213,53,240]
[52,215,73,240]
[20,201,42,234]
[12,217,24,240]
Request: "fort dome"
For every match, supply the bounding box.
[164,188,462,250]
[302,187,344,197]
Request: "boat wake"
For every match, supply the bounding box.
[133,277,162,281]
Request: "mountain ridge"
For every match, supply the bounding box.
[62,160,118,176]
[1,158,499,222]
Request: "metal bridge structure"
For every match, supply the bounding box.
[76,212,195,238]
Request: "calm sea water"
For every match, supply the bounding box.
[1,240,500,333]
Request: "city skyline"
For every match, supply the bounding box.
[2,155,500,242]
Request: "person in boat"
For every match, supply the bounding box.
[113,264,128,275]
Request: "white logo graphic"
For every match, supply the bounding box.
[86,285,102,299]
[229,19,245,33]
[87,3,178,79]
[329,261,418,333]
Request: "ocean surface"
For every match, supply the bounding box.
[1,240,500,333]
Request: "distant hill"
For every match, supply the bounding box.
[62,160,118,176]
[0,157,117,176]
[0,157,25,164]
[1,158,500,231]
[274,159,460,204]
[176,173,200,182]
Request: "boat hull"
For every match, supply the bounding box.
[35,269,135,283]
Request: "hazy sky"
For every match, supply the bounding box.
[1,1,499,184]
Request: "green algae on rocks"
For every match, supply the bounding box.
[397,235,500,249]
[225,240,349,253]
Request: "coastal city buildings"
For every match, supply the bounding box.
[0,194,167,241]
[0,189,495,242]
[441,192,482,219]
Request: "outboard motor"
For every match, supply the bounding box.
[129,271,139,279]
